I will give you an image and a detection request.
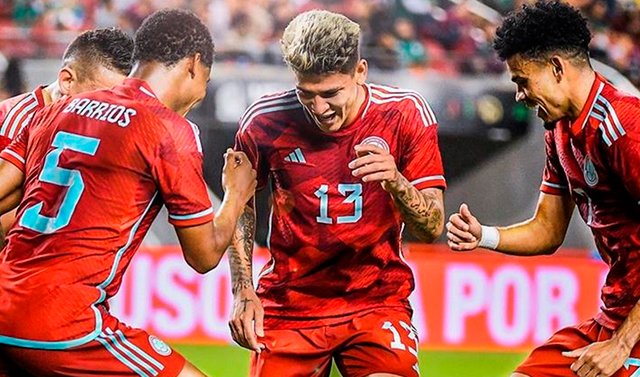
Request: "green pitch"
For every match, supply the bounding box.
[174,344,527,377]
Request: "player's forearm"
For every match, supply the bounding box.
[388,175,444,243]
[491,219,564,256]
[228,203,256,294]
[610,298,640,353]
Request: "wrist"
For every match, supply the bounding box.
[232,280,254,295]
[479,226,500,250]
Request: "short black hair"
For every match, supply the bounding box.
[493,0,591,63]
[133,9,214,68]
[63,28,134,79]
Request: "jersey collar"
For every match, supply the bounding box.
[570,73,606,136]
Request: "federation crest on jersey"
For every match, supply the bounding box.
[360,136,390,152]
[583,156,598,187]
[148,335,172,356]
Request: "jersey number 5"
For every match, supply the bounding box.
[20,131,100,234]
[314,183,362,224]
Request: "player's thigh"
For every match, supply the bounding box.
[334,310,419,377]
[250,328,333,377]
[515,319,600,377]
[176,361,207,377]
[3,323,186,376]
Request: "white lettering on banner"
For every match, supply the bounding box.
[488,265,531,346]
[444,264,488,343]
[200,264,234,340]
[110,253,153,328]
[155,256,198,337]
[443,263,581,346]
[534,267,578,343]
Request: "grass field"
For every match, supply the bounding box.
[174,344,528,377]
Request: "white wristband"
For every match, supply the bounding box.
[478,225,500,250]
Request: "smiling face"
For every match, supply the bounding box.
[507,54,569,123]
[294,59,368,133]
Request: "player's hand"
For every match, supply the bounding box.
[229,287,266,353]
[349,144,400,191]
[446,203,482,251]
[563,338,631,377]
[222,148,257,206]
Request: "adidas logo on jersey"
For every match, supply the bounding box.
[284,148,306,163]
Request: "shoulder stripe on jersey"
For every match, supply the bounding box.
[187,120,203,153]
[7,101,38,139]
[240,91,297,123]
[0,94,36,137]
[370,89,433,127]
[370,84,437,124]
[369,86,436,127]
[593,94,625,147]
[582,82,605,130]
[169,207,214,221]
[410,175,445,186]
[542,181,568,190]
[240,100,301,133]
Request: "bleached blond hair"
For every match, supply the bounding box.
[281,10,361,75]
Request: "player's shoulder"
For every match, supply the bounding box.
[590,81,640,146]
[367,83,437,127]
[0,89,44,139]
[238,89,301,134]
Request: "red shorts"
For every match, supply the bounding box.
[251,309,420,377]
[516,318,640,377]
[0,312,185,377]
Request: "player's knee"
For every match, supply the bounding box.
[365,374,404,377]
[177,360,209,377]
[511,373,531,377]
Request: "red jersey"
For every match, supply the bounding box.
[0,78,213,349]
[235,83,446,329]
[540,73,640,329]
[0,86,47,151]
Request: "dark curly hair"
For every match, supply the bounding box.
[133,9,214,68]
[63,27,134,80]
[493,0,591,64]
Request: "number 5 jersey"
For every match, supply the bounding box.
[235,84,446,329]
[0,78,213,348]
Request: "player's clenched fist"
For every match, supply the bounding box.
[446,203,482,251]
[222,148,257,205]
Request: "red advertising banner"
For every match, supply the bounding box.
[110,245,607,351]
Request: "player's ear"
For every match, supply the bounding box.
[187,53,202,80]
[550,56,565,83]
[354,59,368,85]
[57,66,75,96]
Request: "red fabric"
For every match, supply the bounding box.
[235,83,446,329]
[540,73,640,329]
[0,78,212,345]
[0,307,185,377]
[250,309,420,377]
[0,86,46,152]
[516,317,640,377]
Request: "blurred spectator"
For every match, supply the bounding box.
[0,57,26,100]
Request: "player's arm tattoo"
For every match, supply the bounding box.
[390,175,444,243]
[228,204,256,295]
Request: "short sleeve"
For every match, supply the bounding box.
[151,120,213,227]
[0,123,29,171]
[398,96,446,191]
[234,123,269,191]
[607,104,640,201]
[540,129,570,195]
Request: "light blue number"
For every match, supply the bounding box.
[314,183,362,224]
[337,183,362,224]
[314,184,332,224]
[20,131,100,234]
[625,357,640,377]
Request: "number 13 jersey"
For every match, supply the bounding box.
[235,84,446,329]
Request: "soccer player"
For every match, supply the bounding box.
[229,10,445,377]
[447,2,640,377]
[0,9,256,377]
[0,27,134,240]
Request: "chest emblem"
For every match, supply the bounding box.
[360,136,390,152]
[583,156,598,187]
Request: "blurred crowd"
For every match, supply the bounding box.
[0,0,638,88]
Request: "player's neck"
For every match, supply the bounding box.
[566,69,596,121]
[42,81,59,105]
[129,62,187,114]
[343,84,366,127]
